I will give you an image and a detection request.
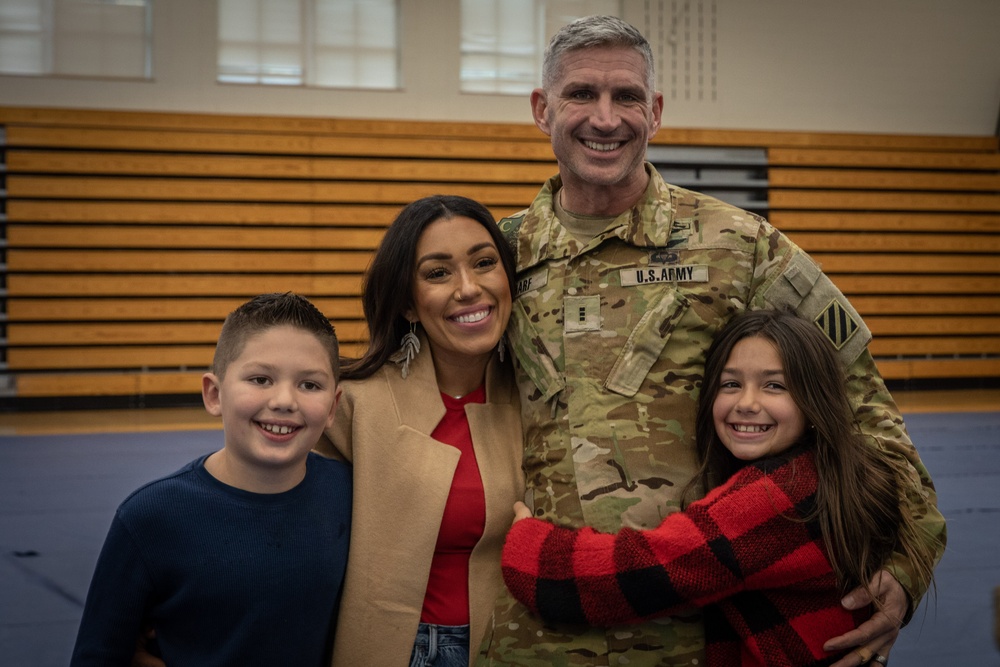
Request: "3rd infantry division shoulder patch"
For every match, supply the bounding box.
[814,299,859,350]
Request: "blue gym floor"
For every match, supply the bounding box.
[1,412,997,666]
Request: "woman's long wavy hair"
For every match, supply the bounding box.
[686,309,937,601]
[340,195,516,381]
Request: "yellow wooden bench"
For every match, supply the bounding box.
[1,106,997,400]
[763,139,1000,381]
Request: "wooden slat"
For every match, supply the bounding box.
[8,225,386,250]
[654,129,998,152]
[7,250,374,273]
[769,190,1000,212]
[814,253,999,274]
[786,231,1000,253]
[7,274,364,297]
[849,295,1000,315]
[9,322,222,345]
[14,371,204,397]
[831,275,999,295]
[869,336,1000,356]
[769,168,1000,191]
[0,107,553,141]
[768,212,1000,233]
[6,201,400,224]
[865,316,1000,336]
[7,341,363,369]
[6,150,558,183]
[768,147,1000,169]
[5,200,525,225]
[4,126,557,161]
[7,345,214,370]
[876,358,1000,380]
[8,320,368,345]
[6,175,540,206]
[6,297,364,321]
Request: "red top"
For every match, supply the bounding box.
[420,385,487,625]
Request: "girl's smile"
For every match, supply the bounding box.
[712,336,807,461]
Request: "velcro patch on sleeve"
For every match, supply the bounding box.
[764,253,871,364]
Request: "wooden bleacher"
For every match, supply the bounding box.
[0,106,997,401]
[765,139,1000,381]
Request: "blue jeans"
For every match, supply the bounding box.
[408,623,470,667]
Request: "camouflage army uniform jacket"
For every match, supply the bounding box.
[476,165,945,667]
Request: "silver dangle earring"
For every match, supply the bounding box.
[497,334,506,362]
[389,321,421,378]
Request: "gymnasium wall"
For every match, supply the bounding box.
[0,0,997,135]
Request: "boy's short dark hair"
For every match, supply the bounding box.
[212,292,340,382]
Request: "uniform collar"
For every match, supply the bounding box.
[515,163,678,271]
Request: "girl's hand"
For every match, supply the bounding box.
[512,501,532,523]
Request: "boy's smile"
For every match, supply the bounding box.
[202,325,339,493]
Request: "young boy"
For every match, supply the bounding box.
[71,292,351,667]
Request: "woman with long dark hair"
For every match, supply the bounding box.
[320,195,524,667]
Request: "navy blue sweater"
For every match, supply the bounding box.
[71,451,351,667]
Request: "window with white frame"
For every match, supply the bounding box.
[460,0,621,95]
[217,0,399,89]
[0,0,151,78]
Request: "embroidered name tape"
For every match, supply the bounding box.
[620,265,708,286]
[515,268,548,297]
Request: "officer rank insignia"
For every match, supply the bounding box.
[814,299,860,350]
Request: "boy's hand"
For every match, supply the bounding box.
[131,627,165,667]
[512,501,532,523]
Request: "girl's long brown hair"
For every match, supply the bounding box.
[686,309,937,601]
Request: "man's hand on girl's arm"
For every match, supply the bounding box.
[824,570,906,666]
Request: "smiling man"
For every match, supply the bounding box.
[479,14,945,667]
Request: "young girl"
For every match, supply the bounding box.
[500,309,938,667]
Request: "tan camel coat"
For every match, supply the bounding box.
[319,343,523,667]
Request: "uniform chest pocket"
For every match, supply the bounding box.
[604,290,691,397]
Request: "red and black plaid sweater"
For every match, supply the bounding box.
[502,447,870,667]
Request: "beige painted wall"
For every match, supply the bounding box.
[0,0,997,135]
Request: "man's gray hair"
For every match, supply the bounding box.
[541,15,655,94]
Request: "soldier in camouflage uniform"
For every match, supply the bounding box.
[476,15,945,667]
